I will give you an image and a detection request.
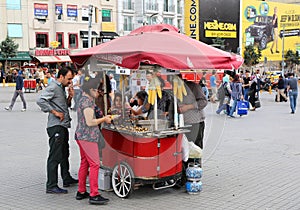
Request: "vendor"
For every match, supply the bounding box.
[126,90,150,118]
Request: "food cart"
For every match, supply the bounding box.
[70,23,244,198]
[21,63,37,92]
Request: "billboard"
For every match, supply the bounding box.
[242,0,300,61]
[184,0,200,40]
[199,0,240,53]
[184,0,240,53]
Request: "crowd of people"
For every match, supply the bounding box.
[207,69,299,117]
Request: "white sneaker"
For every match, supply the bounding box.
[4,107,11,111]
[21,108,26,112]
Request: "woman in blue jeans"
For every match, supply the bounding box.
[228,74,244,118]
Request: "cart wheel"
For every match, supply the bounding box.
[112,162,134,198]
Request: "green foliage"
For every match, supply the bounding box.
[284,50,299,70]
[243,45,262,67]
[0,36,19,59]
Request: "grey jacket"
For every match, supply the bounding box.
[36,80,71,128]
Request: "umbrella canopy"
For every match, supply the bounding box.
[129,24,180,35]
[70,26,243,70]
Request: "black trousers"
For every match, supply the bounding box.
[46,125,71,189]
[185,121,205,149]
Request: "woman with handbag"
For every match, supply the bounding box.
[248,75,258,111]
[74,78,112,205]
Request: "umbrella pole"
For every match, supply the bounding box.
[154,94,158,131]
[122,75,125,118]
[103,71,108,116]
[174,93,178,130]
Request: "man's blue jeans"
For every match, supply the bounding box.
[244,88,249,101]
[229,99,238,116]
[202,86,209,99]
[289,90,298,113]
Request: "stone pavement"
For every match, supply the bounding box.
[0,86,299,210]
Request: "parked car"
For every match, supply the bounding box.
[245,15,274,49]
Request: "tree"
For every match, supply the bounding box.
[243,44,262,70]
[284,49,299,72]
[0,36,19,74]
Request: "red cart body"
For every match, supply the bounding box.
[102,128,183,179]
[23,79,37,92]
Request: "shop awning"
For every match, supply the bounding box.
[99,31,119,38]
[0,51,31,61]
[34,55,71,63]
[80,31,99,38]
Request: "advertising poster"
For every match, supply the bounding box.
[199,0,240,53]
[67,5,78,17]
[34,3,48,17]
[242,0,300,61]
[184,0,200,40]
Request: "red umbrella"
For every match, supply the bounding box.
[70,27,243,70]
[129,24,179,35]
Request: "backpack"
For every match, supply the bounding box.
[223,82,230,96]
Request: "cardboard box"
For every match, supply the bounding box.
[98,168,112,190]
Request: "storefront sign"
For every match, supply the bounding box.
[34,3,48,17]
[67,5,77,17]
[35,49,70,56]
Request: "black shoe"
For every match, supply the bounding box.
[89,195,109,205]
[291,111,295,114]
[63,178,78,187]
[276,50,280,53]
[270,49,273,54]
[76,191,89,200]
[46,187,68,194]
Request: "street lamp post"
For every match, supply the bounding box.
[281,26,285,76]
[88,5,93,48]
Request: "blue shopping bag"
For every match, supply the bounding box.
[237,101,249,116]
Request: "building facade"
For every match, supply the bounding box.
[116,0,184,35]
[0,0,118,66]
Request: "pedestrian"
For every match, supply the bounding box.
[72,69,82,110]
[5,69,27,112]
[242,70,251,101]
[249,75,258,111]
[276,75,288,102]
[199,71,209,99]
[209,70,217,103]
[36,67,78,194]
[74,78,111,205]
[216,74,231,114]
[287,72,298,114]
[228,74,244,117]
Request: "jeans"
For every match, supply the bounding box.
[244,88,249,101]
[202,86,209,99]
[9,90,26,109]
[229,99,238,116]
[289,90,298,113]
[216,103,229,114]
